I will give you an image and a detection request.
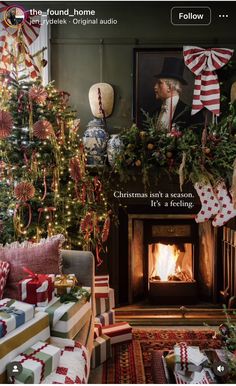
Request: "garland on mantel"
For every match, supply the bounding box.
[113,106,236,191]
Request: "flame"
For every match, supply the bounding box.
[151,243,179,281]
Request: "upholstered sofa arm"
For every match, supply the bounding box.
[61,249,94,288]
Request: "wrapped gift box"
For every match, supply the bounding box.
[0,298,34,338]
[101,322,132,345]
[43,341,89,384]
[0,311,50,383]
[36,295,91,339]
[91,334,112,368]
[95,275,110,298]
[95,288,115,315]
[18,270,54,307]
[54,274,78,296]
[95,309,115,326]
[8,341,61,384]
[174,344,209,373]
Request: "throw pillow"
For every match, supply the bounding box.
[0,234,65,299]
[0,260,10,299]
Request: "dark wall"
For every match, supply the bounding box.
[45,1,236,131]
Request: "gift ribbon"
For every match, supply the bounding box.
[183,46,234,116]
[18,343,48,383]
[23,266,38,279]
[179,342,188,371]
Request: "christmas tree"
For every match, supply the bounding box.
[0,21,111,265]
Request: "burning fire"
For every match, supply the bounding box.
[151,243,180,281]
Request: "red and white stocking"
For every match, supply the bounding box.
[194,182,220,223]
[212,180,236,227]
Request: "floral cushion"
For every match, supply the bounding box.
[0,260,10,299]
[0,235,65,299]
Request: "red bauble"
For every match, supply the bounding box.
[0,110,13,139]
[33,120,54,140]
[29,86,48,104]
[14,181,35,202]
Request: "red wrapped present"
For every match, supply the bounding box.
[94,275,109,298]
[101,322,132,345]
[18,267,54,306]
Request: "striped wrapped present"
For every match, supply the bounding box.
[0,312,50,383]
[0,298,35,338]
[91,334,112,368]
[174,369,214,384]
[94,323,102,339]
[42,341,89,384]
[95,288,115,315]
[101,322,132,344]
[36,296,91,339]
[95,309,115,326]
[95,275,109,298]
[7,341,61,384]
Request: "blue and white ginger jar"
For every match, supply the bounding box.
[107,134,123,166]
[83,119,108,166]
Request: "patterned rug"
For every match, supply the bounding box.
[102,329,222,384]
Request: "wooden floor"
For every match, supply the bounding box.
[115,301,235,326]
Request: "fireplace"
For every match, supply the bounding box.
[146,220,197,304]
[126,214,218,306]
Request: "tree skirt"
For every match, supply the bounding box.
[102,329,222,384]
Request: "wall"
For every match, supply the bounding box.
[40,1,236,132]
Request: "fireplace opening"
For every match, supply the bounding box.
[149,243,194,283]
[148,241,197,304]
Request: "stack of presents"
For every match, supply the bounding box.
[0,271,92,384]
[91,275,133,368]
[164,343,220,384]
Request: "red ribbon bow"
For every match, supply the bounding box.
[23,266,38,279]
[183,46,234,116]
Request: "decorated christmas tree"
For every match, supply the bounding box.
[0,17,111,265]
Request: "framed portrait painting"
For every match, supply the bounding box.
[133,48,195,128]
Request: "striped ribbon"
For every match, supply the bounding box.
[183,46,234,116]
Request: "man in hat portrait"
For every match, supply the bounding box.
[154,57,204,130]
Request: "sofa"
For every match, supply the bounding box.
[61,249,95,359]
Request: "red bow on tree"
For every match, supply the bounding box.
[183,46,234,116]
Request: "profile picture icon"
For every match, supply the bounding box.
[4,5,25,27]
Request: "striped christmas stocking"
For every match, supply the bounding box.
[194,182,220,223]
[212,180,236,227]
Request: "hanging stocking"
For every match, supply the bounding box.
[194,182,220,223]
[212,180,236,227]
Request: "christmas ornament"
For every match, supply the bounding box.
[212,180,236,227]
[70,157,82,182]
[80,212,94,242]
[29,85,48,104]
[166,151,173,159]
[0,109,13,138]
[135,160,141,167]
[183,46,234,116]
[194,182,220,223]
[14,181,35,202]
[147,143,154,150]
[102,215,111,243]
[139,131,147,139]
[33,120,54,140]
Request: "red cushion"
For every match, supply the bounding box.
[0,234,65,299]
[0,260,10,299]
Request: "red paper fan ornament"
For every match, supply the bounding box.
[33,120,54,140]
[29,86,48,104]
[14,181,35,202]
[0,110,13,139]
